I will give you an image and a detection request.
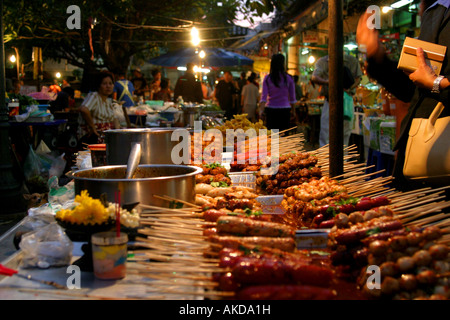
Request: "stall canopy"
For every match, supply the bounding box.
[147,47,253,68]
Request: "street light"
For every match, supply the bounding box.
[9,54,16,63]
[191,27,200,46]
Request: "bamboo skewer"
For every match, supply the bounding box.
[152,194,201,209]
[15,288,160,300]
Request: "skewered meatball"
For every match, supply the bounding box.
[399,274,417,291]
[397,256,415,272]
[406,232,423,246]
[335,213,349,228]
[428,244,449,260]
[381,276,400,295]
[380,261,399,277]
[369,240,390,256]
[412,250,432,267]
[416,269,437,285]
[348,211,364,224]
[390,235,408,251]
[422,226,442,241]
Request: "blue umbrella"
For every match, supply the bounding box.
[147,47,253,67]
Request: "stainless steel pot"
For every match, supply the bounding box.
[67,164,202,208]
[104,128,182,165]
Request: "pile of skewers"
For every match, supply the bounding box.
[127,145,450,300]
[255,152,323,195]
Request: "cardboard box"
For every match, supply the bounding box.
[398,37,447,75]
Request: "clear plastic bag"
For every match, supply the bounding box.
[19,223,73,269]
[47,176,75,213]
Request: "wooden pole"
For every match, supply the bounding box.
[0,0,25,214]
[328,0,344,177]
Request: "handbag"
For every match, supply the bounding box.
[403,102,450,182]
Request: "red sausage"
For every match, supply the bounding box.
[334,220,403,245]
[319,219,336,229]
[292,264,334,287]
[232,256,333,287]
[235,284,337,300]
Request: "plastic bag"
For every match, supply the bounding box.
[49,153,67,178]
[47,176,75,213]
[23,145,43,181]
[22,209,56,231]
[23,145,48,193]
[19,222,73,269]
[344,91,354,121]
[35,140,55,173]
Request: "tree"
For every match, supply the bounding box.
[4,0,288,90]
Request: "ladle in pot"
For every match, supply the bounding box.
[125,143,141,179]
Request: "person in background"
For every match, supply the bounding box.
[356,0,450,191]
[311,54,362,147]
[131,68,148,97]
[113,72,135,108]
[49,86,75,114]
[250,72,260,88]
[293,75,303,101]
[153,78,172,102]
[9,78,22,95]
[78,72,120,145]
[49,80,62,95]
[237,71,247,112]
[259,53,297,131]
[304,78,321,100]
[173,62,204,104]
[213,70,240,119]
[62,79,71,88]
[150,68,162,99]
[201,80,213,100]
[237,71,247,92]
[241,74,260,122]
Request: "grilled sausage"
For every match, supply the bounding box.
[216,216,296,238]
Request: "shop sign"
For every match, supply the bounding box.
[302,31,319,43]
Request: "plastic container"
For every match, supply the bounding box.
[8,101,20,116]
[91,231,128,280]
[88,144,107,167]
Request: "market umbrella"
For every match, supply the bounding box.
[147,47,253,68]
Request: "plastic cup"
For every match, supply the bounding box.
[91,231,128,280]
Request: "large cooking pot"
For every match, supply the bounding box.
[104,128,183,165]
[67,164,202,209]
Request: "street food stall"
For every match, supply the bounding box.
[0,114,449,301]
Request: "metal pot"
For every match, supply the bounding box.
[104,128,182,165]
[67,164,202,208]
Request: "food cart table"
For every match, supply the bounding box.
[8,118,68,150]
[0,218,203,300]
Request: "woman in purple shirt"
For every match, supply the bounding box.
[259,53,297,131]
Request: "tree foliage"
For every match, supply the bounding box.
[3,0,288,77]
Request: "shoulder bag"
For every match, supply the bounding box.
[403,102,450,182]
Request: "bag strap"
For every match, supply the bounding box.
[425,102,445,142]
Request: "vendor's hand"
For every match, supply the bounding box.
[408,47,438,90]
[356,12,384,61]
